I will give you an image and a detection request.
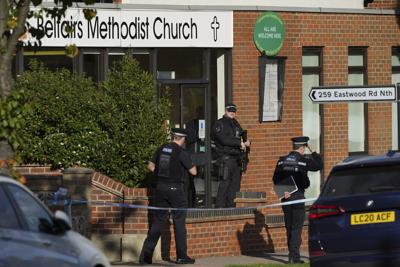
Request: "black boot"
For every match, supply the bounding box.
[288,258,305,264]
[139,253,152,264]
[176,256,195,264]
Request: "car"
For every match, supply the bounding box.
[308,151,400,267]
[0,175,110,267]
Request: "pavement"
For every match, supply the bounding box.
[111,251,309,267]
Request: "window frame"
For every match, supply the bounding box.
[4,183,54,233]
[348,46,369,155]
[302,46,324,194]
[0,184,22,230]
[392,47,400,150]
[392,47,400,73]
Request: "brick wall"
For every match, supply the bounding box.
[233,9,398,249]
[367,0,400,9]
[89,172,292,258]
[16,166,294,259]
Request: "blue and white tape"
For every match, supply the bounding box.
[66,197,317,212]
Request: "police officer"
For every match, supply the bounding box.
[212,103,250,208]
[272,136,323,264]
[140,128,197,265]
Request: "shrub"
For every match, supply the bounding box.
[99,55,170,186]
[0,87,30,153]
[14,57,170,187]
[15,61,109,169]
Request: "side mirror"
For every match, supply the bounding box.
[54,210,72,232]
[38,218,55,234]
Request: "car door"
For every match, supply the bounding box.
[0,184,29,267]
[2,182,79,267]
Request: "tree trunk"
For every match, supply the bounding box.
[0,0,31,176]
[0,53,15,176]
[0,55,13,98]
[0,0,30,98]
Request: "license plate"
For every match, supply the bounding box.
[351,211,395,225]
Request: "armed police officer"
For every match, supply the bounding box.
[141,128,197,265]
[272,136,323,264]
[212,103,250,208]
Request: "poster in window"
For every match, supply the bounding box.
[259,56,286,122]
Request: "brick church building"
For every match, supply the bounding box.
[17,0,400,262]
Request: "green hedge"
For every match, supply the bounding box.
[12,56,170,187]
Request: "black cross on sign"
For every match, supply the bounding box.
[211,16,220,42]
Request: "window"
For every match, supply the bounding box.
[83,52,101,84]
[348,47,368,153]
[392,47,400,150]
[108,50,151,75]
[258,56,286,122]
[0,186,20,229]
[6,184,53,233]
[322,165,400,197]
[19,47,151,82]
[157,48,203,80]
[302,47,323,198]
[23,48,73,72]
[132,51,151,72]
[108,51,125,71]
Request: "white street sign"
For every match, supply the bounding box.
[309,85,397,103]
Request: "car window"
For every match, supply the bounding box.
[322,165,400,197]
[5,184,53,232]
[0,185,20,229]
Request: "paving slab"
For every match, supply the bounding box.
[111,251,309,267]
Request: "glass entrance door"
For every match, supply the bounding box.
[159,83,212,207]
[181,85,207,207]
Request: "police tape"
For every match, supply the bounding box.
[67,197,317,212]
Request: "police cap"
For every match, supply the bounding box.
[171,128,188,137]
[225,103,237,112]
[291,136,309,146]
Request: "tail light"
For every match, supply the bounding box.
[309,204,345,219]
[310,249,326,258]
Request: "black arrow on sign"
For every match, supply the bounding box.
[310,90,316,100]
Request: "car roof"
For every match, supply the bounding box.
[332,151,400,172]
[0,174,22,186]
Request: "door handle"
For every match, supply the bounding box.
[42,240,52,247]
[0,233,12,241]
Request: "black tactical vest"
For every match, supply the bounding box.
[155,143,184,184]
[277,152,306,174]
[213,116,242,156]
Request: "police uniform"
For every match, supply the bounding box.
[272,136,323,264]
[212,103,244,208]
[141,128,195,265]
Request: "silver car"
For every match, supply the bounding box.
[0,175,110,267]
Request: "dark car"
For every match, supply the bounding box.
[309,151,400,267]
[0,175,110,267]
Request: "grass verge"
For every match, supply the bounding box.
[226,264,309,267]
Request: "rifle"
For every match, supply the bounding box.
[240,130,250,173]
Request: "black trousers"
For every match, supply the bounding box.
[183,172,196,208]
[216,157,241,208]
[142,183,188,259]
[282,201,305,261]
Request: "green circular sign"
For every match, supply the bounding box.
[253,12,285,56]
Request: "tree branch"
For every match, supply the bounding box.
[7,0,31,55]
